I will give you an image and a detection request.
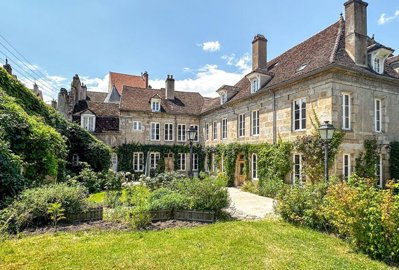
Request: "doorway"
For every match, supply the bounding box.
[235,154,246,186]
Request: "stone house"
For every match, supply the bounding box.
[58,0,399,185]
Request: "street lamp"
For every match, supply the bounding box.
[318,121,335,183]
[187,127,197,178]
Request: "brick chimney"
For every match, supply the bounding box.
[344,0,368,67]
[252,34,267,70]
[165,75,175,100]
[142,71,149,88]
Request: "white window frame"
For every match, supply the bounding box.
[81,114,96,132]
[252,110,259,136]
[213,122,218,140]
[178,153,186,171]
[251,78,259,93]
[133,152,144,172]
[190,125,199,142]
[133,121,143,132]
[151,100,161,112]
[111,153,118,171]
[293,154,303,184]
[193,153,199,171]
[72,154,79,166]
[164,123,174,141]
[343,154,351,180]
[342,93,351,130]
[252,153,258,180]
[376,155,383,187]
[150,152,160,170]
[374,98,382,133]
[177,124,186,142]
[222,118,227,139]
[220,92,227,104]
[292,98,306,131]
[150,122,160,141]
[374,58,381,74]
[238,114,246,137]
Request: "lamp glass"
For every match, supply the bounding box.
[187,127,197,141]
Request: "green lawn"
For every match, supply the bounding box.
[88,189,127,204]
[0,220,392,270]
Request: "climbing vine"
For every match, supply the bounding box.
[355,137,379,178]
[390,141,399,179]
[116,143,205,179]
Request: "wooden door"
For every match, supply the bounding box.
[236,155,246,186]
[164,153,174,172]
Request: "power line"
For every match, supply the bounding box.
[0,43,57,94]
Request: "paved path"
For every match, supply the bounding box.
[225,188,276,220]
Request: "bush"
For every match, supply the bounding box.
[140,171,185,191]
[241,181,259,194]
[258,177,286,198]
[0,183,88,233]
[275,183,327,230]
[149,188,190,211]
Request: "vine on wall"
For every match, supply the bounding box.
[116,143,205,179]
[355,137,378,178]
[390,141,399,179]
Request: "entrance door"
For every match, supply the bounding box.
[236,154,246,186]
[164,153,174,172]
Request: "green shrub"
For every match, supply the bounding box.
[140,172,185,191]
[258,177,286,198]
[275,183,327,230]
[104,190,123,208]
[149,188,190,211]
[69,163,104,193]
[0,183,88,233]
[241,181,259,194]
[390,141,399,179]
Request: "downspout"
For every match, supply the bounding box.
[271,89,276,144]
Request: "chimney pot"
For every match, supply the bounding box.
[165,74,175,100]
[252,34,267,70]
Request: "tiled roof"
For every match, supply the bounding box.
[87,91,107,102]
[201,18,399,113]
[388,55,399,65]
[73,100,119,116]
[120,86,205,115]
[110,72,147,94]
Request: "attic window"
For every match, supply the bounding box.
[297,64,307,72]
[251,78,260,93]
[151,100,160,112]
[268,62,279,69]
[220,92,227,105]
[81,114,95,132]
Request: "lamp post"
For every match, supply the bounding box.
[187,127,197,178]
[318,121,336,183]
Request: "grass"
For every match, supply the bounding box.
[88,189,127,204]
[0,219,392,270]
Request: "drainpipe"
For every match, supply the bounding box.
[271,89,276,144]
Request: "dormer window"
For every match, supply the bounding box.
[374,58,380,73]
[81,113,96,132]
[251,78,260,93]
[219,91,227,105]
[150,95,161,112]
[368,46,394,75]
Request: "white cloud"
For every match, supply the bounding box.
[201,41,221,52]
[378,10,399,25]
[80,74,109,93]
[150,63,247,97]
[221,53,251,73]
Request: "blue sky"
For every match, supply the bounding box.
[0,0,398,101]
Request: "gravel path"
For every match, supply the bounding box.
[225,188,276,220]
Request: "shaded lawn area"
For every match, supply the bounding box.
[0,220,392,270]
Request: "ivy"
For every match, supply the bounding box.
[116,143,205,179]
[389,141,399,179]
[355,137,378,178]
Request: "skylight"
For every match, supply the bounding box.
[297,64,307,72]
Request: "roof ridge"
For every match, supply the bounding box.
[109,71,143,78]
[330,18,344,63]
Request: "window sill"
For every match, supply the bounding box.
[293,129,306,132]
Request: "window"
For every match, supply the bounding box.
[133,152,144,172]
[133,121,143,131]
[342,93,351,130]
[72,154,79,166]
[151,100,160,112]
[178,153,186,171]
[111,153,118,171]
[252,110,259,136]
[343,154,351,180]
[190,125,199,142]
[375,99,382,132]
[150,122,160,141]
[252,154,258,180]
[374,58,380,73]
[213,122,218,140]
[238,114,246,137]
[293,154,303,184]
[177,124,186,142]
[150,152,160,170]
[164,123,174,141]
[376,155,383,187]
[205,123,209,141]
[81,114,96,132]
[251,78,259,93]
[220,92,227,104]
[193,153,199,171]
[222,118,227,139]
[293,98,306,131]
